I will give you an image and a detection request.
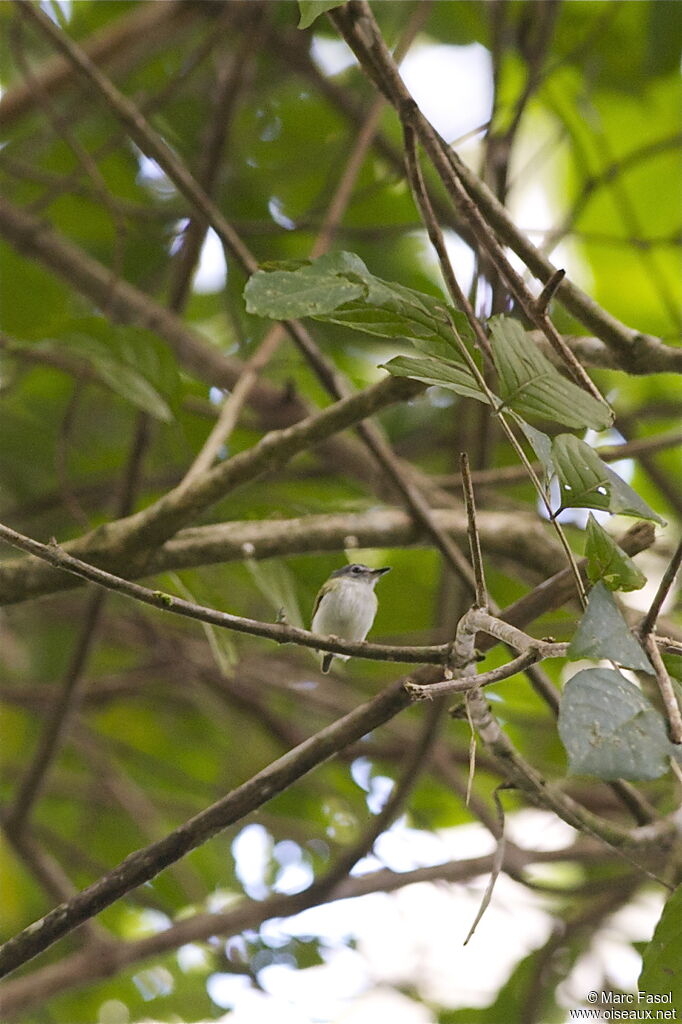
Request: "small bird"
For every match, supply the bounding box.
[311,563,391,673]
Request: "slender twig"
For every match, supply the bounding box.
[0,520,451,666]
[534,268,566,315]
[639,537,682,638]
[460,453,487,608]
[644,634,682,746]
[406,648,564,700]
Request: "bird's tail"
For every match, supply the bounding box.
[321,652,333,673]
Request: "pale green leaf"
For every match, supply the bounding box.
[552,434,666,523]
[298,0,346,30]
[567,581,652,670]
[381,355,491,405]
[559,668,672,781]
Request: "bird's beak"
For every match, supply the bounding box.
[372,567,391,577]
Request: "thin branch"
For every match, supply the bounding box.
[644,634,682,746]
[406,648,564,700]
[460,453,488,608]
[639,537,682,637]
[0,520,451,667]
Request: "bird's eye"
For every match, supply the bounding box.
[352,566,362,574]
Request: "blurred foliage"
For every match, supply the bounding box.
[0,1,680,1022]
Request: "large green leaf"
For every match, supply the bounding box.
[244,251,475,347]
[567,581,652,670]
[558,668,672,781]
[639,885,682,1010]
[552,434,666,523]
[489,316,612,430]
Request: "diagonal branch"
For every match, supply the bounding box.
[329,2,682,375]
[0,678,412,978]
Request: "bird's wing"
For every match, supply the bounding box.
[311,587,326,622]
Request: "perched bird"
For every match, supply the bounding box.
[311,563,391,673]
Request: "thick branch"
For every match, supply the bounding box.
[0,507,566,606]
[0,679,412,978]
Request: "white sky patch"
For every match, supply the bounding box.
[310,36,358,77]
[232,823,272,900]
[412,228,476,303]
[193,228,227,293]
[40,0,72,23]
[399,43,493,142]
[214,812,647,1021]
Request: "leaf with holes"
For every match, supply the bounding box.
[489,316,612,430]
[552,434,666,523]
[559,668,672,781]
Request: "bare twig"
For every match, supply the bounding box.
[0,520,451,667]
[644,634,682,745]
[640,537,682,638]
[460,453,488,608]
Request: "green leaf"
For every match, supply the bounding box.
[585,514,647,591]
[36,318,179,421]
[244,260,365,320]
[489,316,612,430]
[558,668,672,781]
[552,434,666,524]
[639,885,682,1009]
[568,581,653,671]
[381,355,491,405]
[297,0,346,30]
[244,251,475,349]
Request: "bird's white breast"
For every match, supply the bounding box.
[312,578,378,642]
